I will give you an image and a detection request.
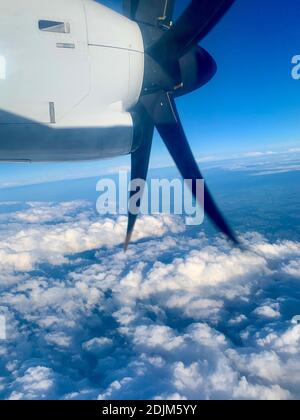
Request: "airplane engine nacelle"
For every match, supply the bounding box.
[0,0,144,162]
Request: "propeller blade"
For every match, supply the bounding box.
[149,92,238,244]
[125,111,154,251]
[149,0,235,62]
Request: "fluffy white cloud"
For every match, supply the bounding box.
[283,260,300,278]
[8,367,55,400]
[258,324,300,355]
[131,325,184,351]
[253,304,281,319]
[82,337,113,354]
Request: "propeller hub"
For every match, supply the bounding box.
[142,46,216,98]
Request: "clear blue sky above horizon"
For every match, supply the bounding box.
[0,0,300,188]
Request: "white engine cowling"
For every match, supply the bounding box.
[0,0,144,161]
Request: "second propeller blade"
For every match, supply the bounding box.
[152,92,239,244]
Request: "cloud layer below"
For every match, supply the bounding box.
[0,201,300,400]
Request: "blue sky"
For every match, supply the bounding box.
[0,0,299,187]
